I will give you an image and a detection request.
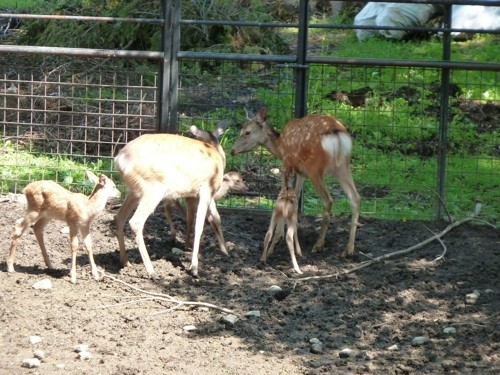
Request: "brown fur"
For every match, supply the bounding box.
[7,171,121,283]
[114,133,227,278]
[231,107,361,257]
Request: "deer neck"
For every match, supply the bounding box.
[87,186,108,217]
[262,125,282,159]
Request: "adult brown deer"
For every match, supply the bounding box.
[231,107,361,257]
[261,170,303,274]
[114,130,227,278]
[7,171,121,283]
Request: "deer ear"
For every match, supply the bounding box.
[257,107,267,123]
[244,107,254,120]
[86,170,99,184]
[213,120,228,138]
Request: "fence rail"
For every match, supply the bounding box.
[1,0,498,221]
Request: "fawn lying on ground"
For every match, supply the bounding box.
[114,123,228,277]
[261,170,303,274]
[7,171,121,283]
[231,107,361,257]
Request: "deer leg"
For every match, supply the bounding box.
[309,178,333,253]
[128,193,164,279]
[114,193,139,268]
[337,167,361,257]
[190,189,213,277]
[206,199,227,256]
[33,217,52,269]
[80,225,99,281]
[285,220,303,274]
[7,212,39,272]
[292,213,302,257]
[163,199,178,241]
[184,197,197,250]
[68,226,79,284]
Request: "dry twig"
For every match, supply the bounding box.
[293,203,483,283]
[98,271,237,316]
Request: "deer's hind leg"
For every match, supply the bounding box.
[7,211,41,273]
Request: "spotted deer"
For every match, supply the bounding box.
[7,171,121,283]
[261,170,303,274]
[231,107,361,257]
[114,129,228,278]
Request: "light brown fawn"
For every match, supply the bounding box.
[7,171,121,283]
[164,171,247,243]
[261,170,303,274]
[163,123,247,245]
[114,128,227,278]
[231,107,361,257]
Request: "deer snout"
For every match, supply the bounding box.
[230,148,237,156]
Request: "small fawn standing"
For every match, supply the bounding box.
[231,107,361,257]
[261,170,303,274]
[7,171,121,283]
[114,126,228,278]
[163,123,247,245]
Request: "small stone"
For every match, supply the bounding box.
[387,344,399,351]
[484,289,494,294]
[310,343,323,354]
[78,351,92,360]
[339,348,352,358]
[221,314,238,325]
[55,363,65,369]
[29,336,43,345]
[245,310,260,318]
[412,336,430,346]
[22,358,41,368]
[171,247,183,255]
[465,290,480,304]
[183,325,197,332]
[268,285,283,293]
[74,344,89,353]
[309,338,322,345]
[443,327,457,335]
[32,279,52,290]
[33,349,45,360]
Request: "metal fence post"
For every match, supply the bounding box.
[437,4,452,219]
[158,0,175,133]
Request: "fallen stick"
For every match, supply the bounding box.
[293,203,483,282]
[98,271,237,316]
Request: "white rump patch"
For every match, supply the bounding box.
[321,133,352,159]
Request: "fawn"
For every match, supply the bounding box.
[7,171,121,283]
[261,170,303,274]
[231,107,361,257]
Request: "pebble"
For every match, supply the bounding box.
[32,279,52,290]
[171,247,183,255]
[443,327,457,335]
[22,358,41,368]
[33,349,45,360]
[339,348,353,358]
[74,344,89,353]
[465,290,480,304]
[29,336,43,345]
[387,344,399,351]
[412,336,430,346]
[221,314,238,325]
[245,310,260,318]
[183,325,197,332]
[78,351,92,360]
[268,285,283,293]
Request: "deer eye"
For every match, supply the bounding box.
[245,130,251,136]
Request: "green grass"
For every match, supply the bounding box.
[2,0,46,10]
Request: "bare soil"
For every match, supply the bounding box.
[0,197,498,375]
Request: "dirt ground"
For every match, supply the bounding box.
[0,195,498,375]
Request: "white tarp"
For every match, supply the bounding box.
[451,3,500,37]
[354,2,438,41]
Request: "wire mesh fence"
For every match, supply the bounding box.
[0,1,499,222]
